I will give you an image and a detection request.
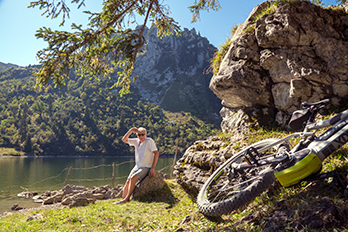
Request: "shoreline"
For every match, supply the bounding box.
[0,155,177,217]
[0,154,178,159]
[0,202,68,218]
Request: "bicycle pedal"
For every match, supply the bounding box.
[245,147,259,166]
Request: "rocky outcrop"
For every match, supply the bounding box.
[32,184,123,207]
[220,106,275,133]
[15,173,167,209]
[210,1,348,126]
[174,132,249,198]
[17,191,38,198]
[174,106,277,197]
[174,136,228,197]
[174,1,348,198]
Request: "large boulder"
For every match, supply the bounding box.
[174,106,277,198]
[173,108,257,198]
[175,1,348,198]
[174,134,248,198]
[220,106,275,133]
[133,172,166,199]
[210,1,348,125]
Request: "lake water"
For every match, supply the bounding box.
[0,156,176,214]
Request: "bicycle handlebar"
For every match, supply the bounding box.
[301,99,329,109]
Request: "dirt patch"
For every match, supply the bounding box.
[290,197,347,231]
[242,194,348,231]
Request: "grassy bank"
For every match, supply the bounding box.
[0,180,219,231]
[1,168,348,231]
[2,127,348,231]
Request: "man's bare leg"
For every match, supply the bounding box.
[121,180,130,199]
[116,175,139,204]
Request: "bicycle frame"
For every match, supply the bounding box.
[251,107,348,187]
[258,108,348,155]
[197,100,348,217]
[274,108,348,187]
[307,110,348,161]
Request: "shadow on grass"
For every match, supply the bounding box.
[243,173,348,231]
[134,182,179,209]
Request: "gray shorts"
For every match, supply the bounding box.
[128,166,150,180]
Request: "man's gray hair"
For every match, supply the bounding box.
[138,127,146,134]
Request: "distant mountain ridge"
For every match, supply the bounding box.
[0,62,20,71]
[1,26,222,126]
[0,65,219,156]
[0,26,222,156]
[129,26,221,125]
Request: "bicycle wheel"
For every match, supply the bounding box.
[197,138,287,217]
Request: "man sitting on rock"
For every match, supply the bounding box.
[116,127,159,204]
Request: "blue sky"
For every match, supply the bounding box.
[0,0,338,66]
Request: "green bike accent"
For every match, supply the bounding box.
[274,153,322,187]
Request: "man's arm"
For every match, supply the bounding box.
[122,127,138,143]
[149,150,159,176]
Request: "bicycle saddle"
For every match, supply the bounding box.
[301,99,329,109]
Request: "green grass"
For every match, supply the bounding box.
[0,180,219,231]
[210,38,232,75]
[2,126,348,231]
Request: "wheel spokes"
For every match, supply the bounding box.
[206,156,269,203]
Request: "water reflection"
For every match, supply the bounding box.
[0,157,174,214]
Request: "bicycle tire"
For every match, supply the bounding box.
[197,138,286,217]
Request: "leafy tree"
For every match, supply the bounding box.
[18,102,29,142]
[24,133,33,153]
[0,66,220,156]
[29,0,221,95]
[32,100,46,115]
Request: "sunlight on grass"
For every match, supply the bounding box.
[0,180,216,231]
[2,123,348,231]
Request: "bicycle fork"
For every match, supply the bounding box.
[275,120,348,188]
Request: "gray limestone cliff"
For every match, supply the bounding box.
[132,26,221,125]
[212,1,348,129]
[174,1,348,198]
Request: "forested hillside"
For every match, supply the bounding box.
[0,66,219,157]
[0,62,19,71]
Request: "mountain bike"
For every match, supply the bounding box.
[197,99,348,217]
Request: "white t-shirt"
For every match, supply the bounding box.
[128,137,158,168]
